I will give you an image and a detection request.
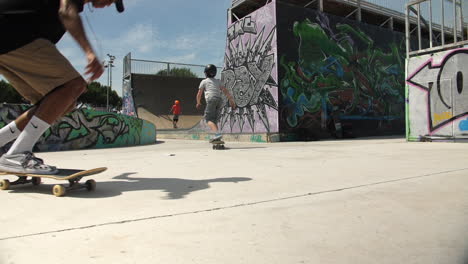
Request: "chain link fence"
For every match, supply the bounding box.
[130,59,222,78]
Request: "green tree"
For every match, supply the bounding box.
[0,80,122,109]
[0,80,24,104]
[78,81,122,109]
[156,67,198,78]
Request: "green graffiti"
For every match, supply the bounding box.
[250,134,266,143]
[0,104,155,151]
[281,17,405,128]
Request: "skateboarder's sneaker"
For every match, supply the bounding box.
[0,151,58,175]
[209,134,223,143]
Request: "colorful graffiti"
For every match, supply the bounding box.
[122,80,137,117]
[0,104,155,152]
[406,48,468,139]
[221,2,279,133]
[279,10,406,135]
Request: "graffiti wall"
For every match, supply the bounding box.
[122,79,137,117]
[406,48,468,140]
[277,4,406,138]
[0,104,156,152]
[221,0,279,133]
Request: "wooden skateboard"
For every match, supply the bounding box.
[0,167,107,197]
[211,140,225,150]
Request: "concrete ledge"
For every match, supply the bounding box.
[156,130,280,143]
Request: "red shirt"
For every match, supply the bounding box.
[171,104,181,115]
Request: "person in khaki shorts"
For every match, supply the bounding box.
[0,0,124,174]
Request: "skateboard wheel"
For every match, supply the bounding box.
[0,179,10,190]
[31,177,41,186]
[85,179,96,191]
[52,185,66,197]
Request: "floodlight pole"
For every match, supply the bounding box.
[105,54,115,111]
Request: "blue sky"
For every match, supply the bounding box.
[57,0,232,95]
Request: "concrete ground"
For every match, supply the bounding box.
[1,137,467,264]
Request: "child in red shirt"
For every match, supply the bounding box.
[170,100,182,128]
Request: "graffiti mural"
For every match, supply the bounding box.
[122,80,137,117]
[277,6,406,137]
[0,104,155,152]
[221,1,279,133]
[406,48,468,139]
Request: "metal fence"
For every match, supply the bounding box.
[130,59,222,78]
[406,0,468,57]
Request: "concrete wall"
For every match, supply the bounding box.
[406,48,468,141]
[132,74,204,116]
[276,4,406,139]
[0,104,156,152]
[221,0,279,133]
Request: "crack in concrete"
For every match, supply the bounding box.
[1,167,466,241]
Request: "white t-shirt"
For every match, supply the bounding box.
[199,78,222,100]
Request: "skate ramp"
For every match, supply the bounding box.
[138,107,203,130]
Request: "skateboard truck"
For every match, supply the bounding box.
[211,140,225,150]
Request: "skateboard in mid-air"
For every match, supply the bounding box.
[0,167,107,197]
[211,140,225,150]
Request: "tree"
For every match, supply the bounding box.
[78,81,122,109]
[156,67,198,78]
[0,80,122,109]
[0,80,24,104]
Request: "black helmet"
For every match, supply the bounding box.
[204,64,217,78]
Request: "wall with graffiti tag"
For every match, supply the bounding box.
[221,0,279,133]
[406,48,468,141]
[276,4,406,139]
[0,104,156,152]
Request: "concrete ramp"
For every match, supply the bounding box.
[138,107,202,130]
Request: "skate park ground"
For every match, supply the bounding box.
[1,137,467,264]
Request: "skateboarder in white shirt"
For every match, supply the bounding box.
[196,64,236,142]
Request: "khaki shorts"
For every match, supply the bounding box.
[0,38,81,104]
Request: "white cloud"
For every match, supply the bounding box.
[119,23,159,54]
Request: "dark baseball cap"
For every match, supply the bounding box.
[115,0,124,13]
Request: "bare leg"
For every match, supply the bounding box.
[34,77,86,125]
[207,121,218,133]
[5,77,86,157]
[13,78,84,131]
[14,106,38,131]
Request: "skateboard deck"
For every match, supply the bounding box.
[211,140,225,150]
[0,167,107,197]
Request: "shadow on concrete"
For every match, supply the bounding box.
[4,172,252,199]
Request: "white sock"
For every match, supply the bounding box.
[0,121,21,147]
[7,116,50,155]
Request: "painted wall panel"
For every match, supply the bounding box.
[0,104,156,152]
[277,4,406,138]
[221,1,279,133]
[406,48,468,140]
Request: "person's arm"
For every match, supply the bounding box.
[196,88,204,110]
[58,0,103,82]
[220,86,236,109]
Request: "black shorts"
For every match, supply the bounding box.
[173,114,179,121]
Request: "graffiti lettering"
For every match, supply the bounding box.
[407,49,468,131]
[228,16,257,41]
